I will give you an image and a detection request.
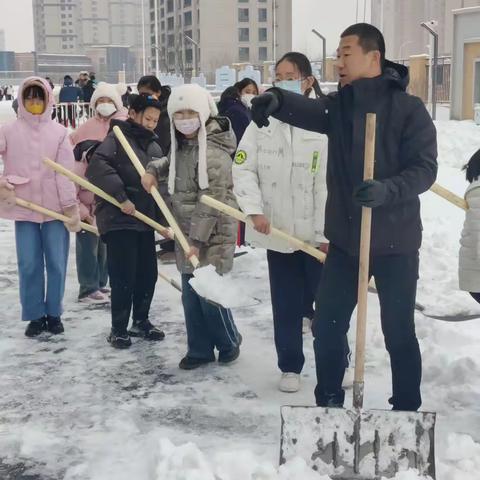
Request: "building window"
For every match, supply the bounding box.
[184,0,191,6]
[239,47,249,62]
[475,60,480,104]
[185,48,193,63]
[259,46,268,61]
[167,0,174,13]
[258,8,267,22]
[258,27,267,42]
[167,16,174,30]
[168,51,175,65]
[238,8,249,22]
[184,11,192,26]
[167,34,175,46]
[239,28,249,42]
[238,0,248,2]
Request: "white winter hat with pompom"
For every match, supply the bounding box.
[167,83,218,194]
[89,82,125,112]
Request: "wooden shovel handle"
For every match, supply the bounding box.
[15,197,99,235]
[43,158,171,239]
[430,183,468,211]
[200,194,326,263]
[113,126,199,268]
[353,113,376,409]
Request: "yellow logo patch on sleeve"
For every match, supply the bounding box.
[234,150,247,165]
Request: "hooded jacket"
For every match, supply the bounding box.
[269,60,438,256]
[86,119,163,235]
[0,77,77,222]
[459,180,480,292]
[217,96,251,146]
[146,117,238,275]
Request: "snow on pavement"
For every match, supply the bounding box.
[1,99,480,479]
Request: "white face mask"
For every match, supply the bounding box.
[241,94,255,109]
[96,102,117,118]
[174,117,201,135]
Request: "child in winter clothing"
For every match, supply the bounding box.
[86,94,165,349]
[233,52,344,393]
[459,149,480,304]
[142,84,242,370]
[0,77,80,337]
[70,82,128,304]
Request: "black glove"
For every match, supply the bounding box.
[353,180,388,208]
[251,91,280,128]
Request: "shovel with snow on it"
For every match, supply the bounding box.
[113,125,255,309]
[279,114,436,480]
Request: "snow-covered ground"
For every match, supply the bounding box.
[1,99,480,479]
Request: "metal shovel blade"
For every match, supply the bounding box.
[280,406,436,480]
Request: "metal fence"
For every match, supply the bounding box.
[54,102,95,129]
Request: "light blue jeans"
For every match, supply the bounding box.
[15,221,70,321]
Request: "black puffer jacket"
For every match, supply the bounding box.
[86,119,163,235]
[270,60,438,256]
[154,85,172,155]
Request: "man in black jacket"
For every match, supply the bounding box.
[251,23,438,411]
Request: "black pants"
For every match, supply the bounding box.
[267,249,324,374]
[313,244,422,411]
[103,230,157,335]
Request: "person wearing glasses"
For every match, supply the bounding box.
[232,52,338,393]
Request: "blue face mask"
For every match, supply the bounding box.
[275,79,303,95]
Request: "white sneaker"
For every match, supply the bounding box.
[302,317,312,334]
[78,290,109,304]
[279,372,301,393]
[342,367,355,389]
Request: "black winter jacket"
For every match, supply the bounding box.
[154,85,172,155]
[86,119,163,235]
[217,96,251,146]
[271,61,438,256]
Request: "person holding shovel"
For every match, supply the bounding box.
[233,52,337,393]
[0,77,80,337]
[250,23,438,411]
[86,93,165,349]
[141,84,242,370]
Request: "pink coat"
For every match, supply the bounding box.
[70,108,128,220]
[0,77,77,223]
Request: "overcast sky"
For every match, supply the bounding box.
[0,0,370,55]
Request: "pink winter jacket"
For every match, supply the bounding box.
[0,77,77,223]
[70,108,128,220]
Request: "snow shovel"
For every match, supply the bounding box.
[430,182,468,211]
[43,158,172,239]
[15,197,99,235]
[279,114,436,480]
[113,126,254,309]
[199,195,326,263]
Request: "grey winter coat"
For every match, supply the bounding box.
[459,180,480,292]
[147,117,238,275]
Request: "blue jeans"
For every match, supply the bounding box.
[76,230,108,298]
[15,221,70,321]
[181,274,240,360]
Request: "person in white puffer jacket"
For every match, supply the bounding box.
[459,149,480,304]
[233,52,349,394]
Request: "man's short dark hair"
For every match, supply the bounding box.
[341,23,386,65]
[137,75,162,94]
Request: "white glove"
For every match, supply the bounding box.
[0,178,16,210]
[63,204,81,233]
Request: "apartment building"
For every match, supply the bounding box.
[149,0,294,78]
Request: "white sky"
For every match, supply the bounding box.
[0,0,371,55]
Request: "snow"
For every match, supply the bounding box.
[1,102,480,480]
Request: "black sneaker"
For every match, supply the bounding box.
[107,331,132,349]
[128,320,165,341]
[178,355,215,370]
[46,316,64,334]
[218,346,240,365]
[25,318,47,337]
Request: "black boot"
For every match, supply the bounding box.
[218,346,240,365]
[107,331,132,349]
[128,320,165,341]
[46,316,64,334]
[179,355,215,370]
[25,318,47,337]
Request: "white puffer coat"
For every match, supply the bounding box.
[459,180,480,292]
[232,107,328,253]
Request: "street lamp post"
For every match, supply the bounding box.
[312,29,327,82]
[141,0,146,75]
[154,0,160,77]
[184,34,199,78]
[421,20,439,120]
